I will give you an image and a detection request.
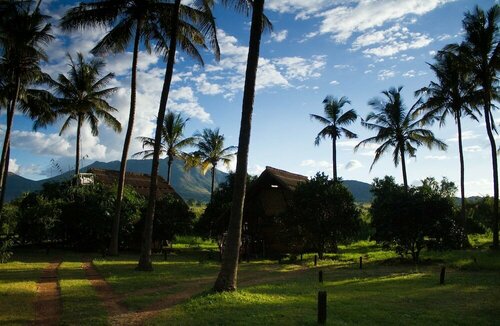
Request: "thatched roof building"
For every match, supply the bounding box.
[87,168,183,201]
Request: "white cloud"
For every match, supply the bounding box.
[9,159,19,174]
[425,155,448,160]
[464,145,482,152]
[267,0,331,19]
[248,164,266,176]
[330,80,340,85]
[403,70,416,78]
[300,159,332,169]
[270,30,288,42]
[447,130,480,142]
[274,55,327,81]
[377,69,396,80]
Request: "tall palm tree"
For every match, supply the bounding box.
[137,0,220,271]
[187,128,237,196]
[355,86,448,189]
[213,0,268,292]
[310,95,358,180]
[52,53,121,175]
[60,0,217,256]
[133,111,195,184]
[459,5,500,248]
[0,0,54,212]
[415,49,477,245]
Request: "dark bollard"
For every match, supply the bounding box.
[319,270,323,283]
[300,253,303,262]
[314,255,318,267]
[317,291,327,324]
[440,266,446,285]
[163,249,168,261]
[359,256,362,270]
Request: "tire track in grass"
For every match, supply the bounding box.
[34,260,62,326]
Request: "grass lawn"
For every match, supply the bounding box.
[0,236,499,325]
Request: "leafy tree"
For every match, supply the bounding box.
[138,0,220,271]
[52,53,121,175]
[459,5,500,248]
[0,0,55,212]
[416,49,477,245]
[355,86,447,189]
[310,95,357,180]
[187,128,237,197]
[134,111,195,184]
[283,173,361,259]
[370,176,461,262]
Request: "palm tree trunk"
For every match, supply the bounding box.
[213,0,265,292]
[211,165,216,198]
[0,77,20,213]
[110,20,143,256]
[332,138,337,181]
[137,0,180,271]
[0,144,10,215]
[456,115,468,246]
[483,101,499,249]
[167,155,173,184]
[75,115,82,175]
[400,146,408,189]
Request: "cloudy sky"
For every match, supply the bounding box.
[4,0,499,196]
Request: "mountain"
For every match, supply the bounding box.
[4,158,228,203]
[4,160,375,203]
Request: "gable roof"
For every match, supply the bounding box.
[87,168,180,200]
[260,166,308,191]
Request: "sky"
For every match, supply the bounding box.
[3,0,499,196]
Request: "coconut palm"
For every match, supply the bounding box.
[0,0,54,211]
[355,86,448,189]
[213,0,269,292]
[133,111,195,184]
[137,0,220,271]
[310,95,358,181]
[187,128,237,197]
[52,53,121,175]
[458,4,500,248]
[61,0,219,256]
[415,49,478,245]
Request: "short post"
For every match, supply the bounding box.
[317,291,327,324]
[440,266,446,285]
[319,270,323,283]
[163,249,168,261]
[314,255,318,267]
[359,256,362,270]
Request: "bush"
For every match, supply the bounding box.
[0,234,13,263]
[370,176,462,262]
[282,173,361,258]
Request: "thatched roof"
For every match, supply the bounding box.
[87,168,179,199]
[258,166,308,191]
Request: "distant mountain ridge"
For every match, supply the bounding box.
[4,160,375,203]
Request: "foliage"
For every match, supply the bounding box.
[0,235,13,263]
[370,176,462,262]
[466,196,494,233]
[282,172,361,258]
[195,173,256,239]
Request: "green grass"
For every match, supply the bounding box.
[59,261,108,325]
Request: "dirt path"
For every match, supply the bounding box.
[34,260,62,326]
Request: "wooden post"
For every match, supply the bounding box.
[440,266,445,285]
[319,270,323,283]
[163,249,168,261]
[317,291,327,324]
[359,256,362,269]
[314,255,318,267]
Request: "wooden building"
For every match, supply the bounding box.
[243,166,308,256]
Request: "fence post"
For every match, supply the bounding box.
[359,256,362,269]
[319,270,323,283]
[314,255,318,267]
[317,291,327,324]
[440,266,446,285]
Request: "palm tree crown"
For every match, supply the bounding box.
[133,111,195,184]
[310,95,357,180]
[355,86,447,188]
[189,128,237,196]
[52,53,121,175]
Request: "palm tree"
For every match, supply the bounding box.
[187,128,237,196]
[355,86,448,189]
[137,0,220,271]
[0,0,54,211]
[60,0,217,256]
[52,53,121,175]
[415,49,477,245]
[310,95,358,180]
[459,5,499,248]
[213,0,269,292]
[133,111,195,184]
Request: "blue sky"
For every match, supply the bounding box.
[3,0,499,196]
